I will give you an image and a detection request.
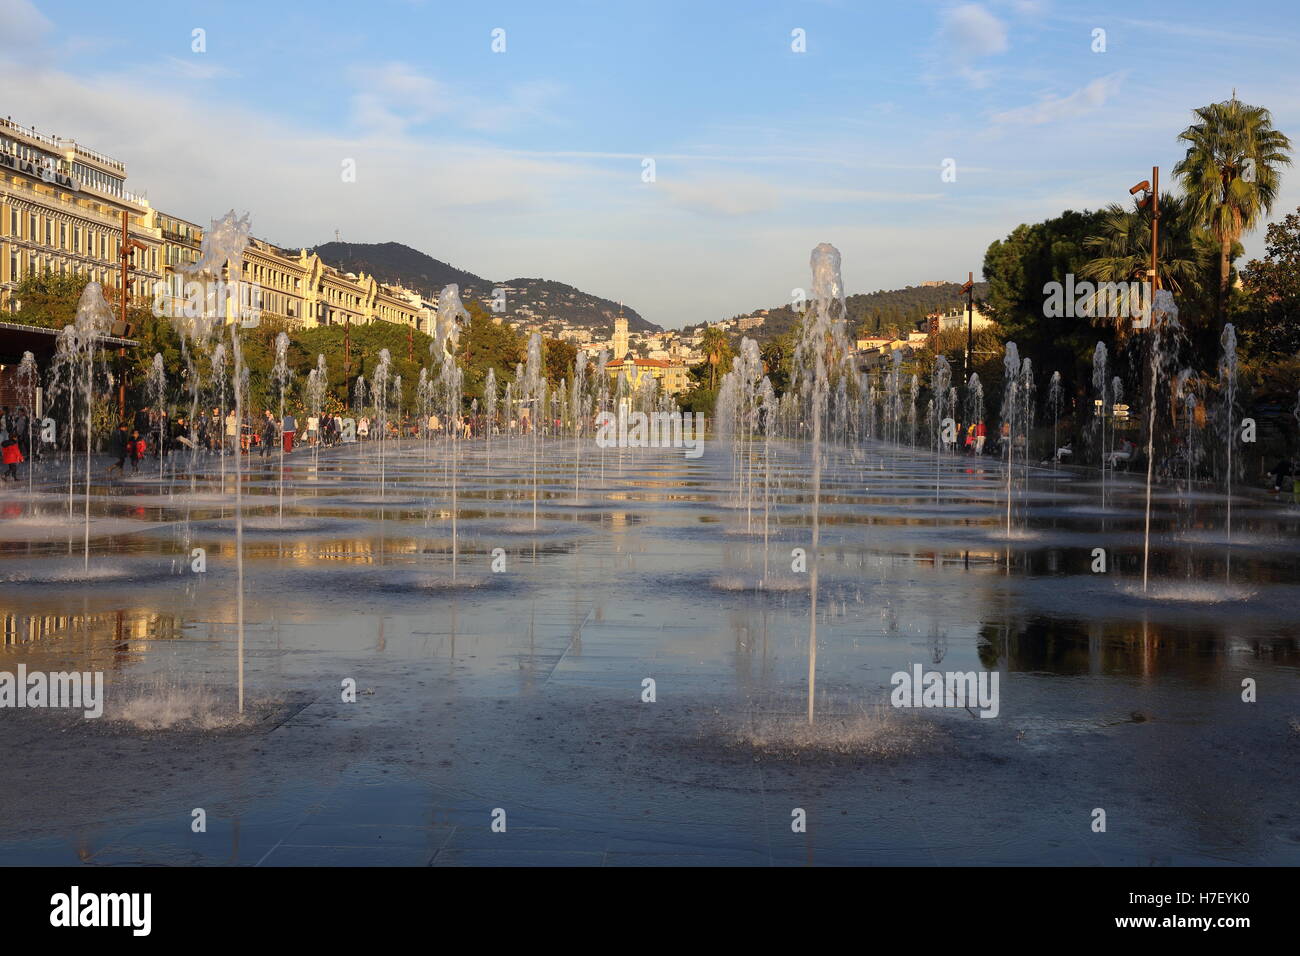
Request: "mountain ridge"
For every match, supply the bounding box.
[309,241,659,333]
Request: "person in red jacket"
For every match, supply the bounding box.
[1,435,23,481]
[129,429,146,474]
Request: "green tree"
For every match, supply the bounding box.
[1174,95,1293,324]
[457,300,523,405]
[543,337,577,387]
[1239,206,1300,358]
[982,208,1110,401]
[1079,193,1218,342]
[700,326,733,389]
[761,330,795,396]
[10,269,93,329]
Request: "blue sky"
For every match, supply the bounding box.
[6,0,1300,327]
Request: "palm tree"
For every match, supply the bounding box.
[1174,95,1292,324]
[700,326,732,389]
[1080,193,1216,339]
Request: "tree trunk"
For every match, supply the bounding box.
[1218,233,1232,325]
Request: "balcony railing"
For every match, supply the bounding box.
[0,119,128,174]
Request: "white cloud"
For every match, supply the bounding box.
[658,178,781,217]
[348,63,562,137]
[0,0,51,60]
[157,55,238,81]
[349,62,451,134]
[991,73,1126,125]
[936,4,1009,88]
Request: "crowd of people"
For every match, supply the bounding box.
[0,402,534,484]
[7,399,1293,496]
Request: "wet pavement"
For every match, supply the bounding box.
[1,438,1297,865]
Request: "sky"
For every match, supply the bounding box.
[4,0,1300,329]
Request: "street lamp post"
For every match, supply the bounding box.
[116,210,147,421]
[959,272,974,380]
[1129,167,1162,594]
[1130,167,1160,297]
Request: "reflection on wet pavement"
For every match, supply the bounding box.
[1,439,1297,865]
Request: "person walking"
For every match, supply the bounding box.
[12,408,29,463]
[107,423,131,475]
[261,411,277,458]
[282,411,296,454]
[1,432,23,481]
[128,429,146,474]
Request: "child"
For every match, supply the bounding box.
[1,434,23,481]
[107,424,130,475]
[129,429,146,474]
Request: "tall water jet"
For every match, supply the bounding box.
[793,242,850,724]
[1092,342,1109,509]
[931,356,951,500]
[394,375,402,447]
[146,354,167,489]
[1000,342,1021,547]
[759,376,776,585]
[73,283,113,572]
[16,351,38,503]
[525,332,544,529]
[211,343,228,492]
[484,366,497,472]
[1141,291,1181,592]
[884,352,901,447]
[49,327,77,523]
[176,329,202,497]
[1046,371,1063,464]
[570,354,585,500]
[1219,323,1238,582]
[435,284,469,363]
[908,374,919,447]
[965,373,984,457]
[739,338,763,529]
[273,332,292,522]
[230,323,248,713]
[439,351,463,578]
[308,353,327,473]
[1174,369,1197,496]
[353,376,368,449]
[1020,358,1036,485]
[594,350,609,486]
[504,380,515,454]
[373,349,392,499]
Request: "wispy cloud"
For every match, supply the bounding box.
[991,72,1126,125]
[157,55,238,81]
[0,0,51,61]
[348,62,563,136]
[936,3,1010,88]
[349,62,451,134]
